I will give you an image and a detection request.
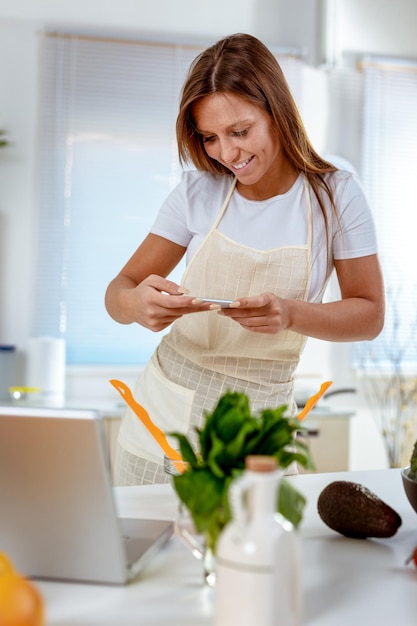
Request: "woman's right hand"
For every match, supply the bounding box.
[106,234,194,330]
[105,233,216,330]
[119,274,199,331]
[106,271,212,332]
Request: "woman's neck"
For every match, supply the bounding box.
[236,161,299,201]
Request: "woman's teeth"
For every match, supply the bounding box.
[233,156,253,170]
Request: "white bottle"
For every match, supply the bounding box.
[214,455,301,626]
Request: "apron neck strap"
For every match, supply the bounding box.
[211,177,237,230]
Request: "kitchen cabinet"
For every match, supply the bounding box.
[299,409,355,473]
[103,414,122,471]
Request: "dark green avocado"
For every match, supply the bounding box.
[317,480,402,539]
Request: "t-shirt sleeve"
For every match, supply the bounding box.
[150,172,193,247]
[332,172,378,260]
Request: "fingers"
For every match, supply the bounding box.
[220,294,273,317]
[143,276,196,311]
[218,293,287,334]
[219,311,281,334]
[145,274,189,296]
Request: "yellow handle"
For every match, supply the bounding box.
[9,386,41,393]
[109,379,184,471]
[297,381,333,421]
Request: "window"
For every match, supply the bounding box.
[34,33,200,365]
[34,32,305,366]
[355,57,417,370]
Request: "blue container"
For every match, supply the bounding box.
[0,345,17,401]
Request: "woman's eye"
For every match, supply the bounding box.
[233,129,249,137]
[202,135,215,144]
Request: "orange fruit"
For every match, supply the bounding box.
[0,552,44,626]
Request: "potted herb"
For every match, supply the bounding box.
[401,438,417,515]
[169,391,314,555]
[408,439,417,481]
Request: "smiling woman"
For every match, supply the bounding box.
[104,33,384,487]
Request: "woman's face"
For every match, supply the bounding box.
[192,91,293,199]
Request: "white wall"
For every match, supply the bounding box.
[0,0,322,53]
[341,0,417,58]
[1,0,417,415]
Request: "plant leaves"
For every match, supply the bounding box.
[169,432,199,467]
[409,439,417,480]
[168,391,313,550]
[278,478,307,529]
[173,469,224,520]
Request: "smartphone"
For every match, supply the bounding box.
[194,297,234,308]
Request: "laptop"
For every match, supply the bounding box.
[0,405,173,585]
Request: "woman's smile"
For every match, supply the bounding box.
[231,155,255,171]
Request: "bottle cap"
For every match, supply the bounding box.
[245,455,278,472]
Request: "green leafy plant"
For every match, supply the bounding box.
[169,391,314,553]
[408,439,417,481]
[0,130,9,149]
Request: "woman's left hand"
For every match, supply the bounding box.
[219,292,289,334]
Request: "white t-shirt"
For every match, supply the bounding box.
[151,169,377,302]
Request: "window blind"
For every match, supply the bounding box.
[34,33,305,365]
[355,57,417,370]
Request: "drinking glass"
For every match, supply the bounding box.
[164,454,216,587]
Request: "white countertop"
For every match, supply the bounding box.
[36,468,416,625]
[2,396,355,420]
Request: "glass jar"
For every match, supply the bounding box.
[164,453,216,587]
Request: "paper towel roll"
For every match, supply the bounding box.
[26,337,66,398]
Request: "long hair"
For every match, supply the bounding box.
[176,33,337,221]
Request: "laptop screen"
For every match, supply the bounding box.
[0,405,172,584]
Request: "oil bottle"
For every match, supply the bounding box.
[214,455,301,626]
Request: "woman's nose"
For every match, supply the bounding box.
[219,138,239,163]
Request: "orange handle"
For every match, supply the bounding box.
[109,379,184,470]
[297,381,333,421]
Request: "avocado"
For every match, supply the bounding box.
[317,480,402,539]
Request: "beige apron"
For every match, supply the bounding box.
[117,176,313,480]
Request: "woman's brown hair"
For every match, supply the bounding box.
[176,33,337,222]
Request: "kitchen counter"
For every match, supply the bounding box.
[36,468,417,625]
